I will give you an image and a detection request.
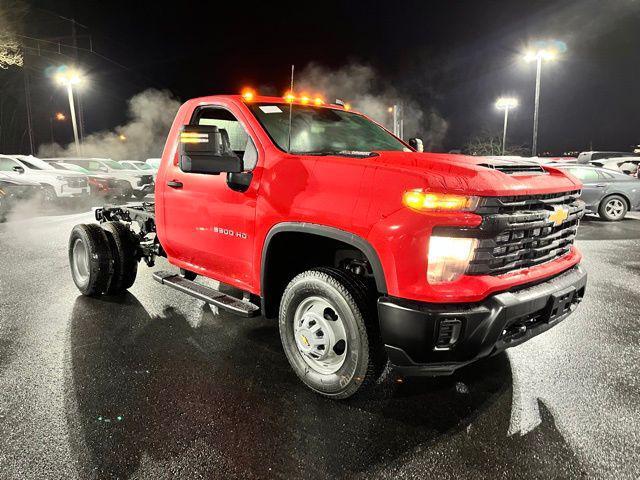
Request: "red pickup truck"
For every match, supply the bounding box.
[68,93,587,399]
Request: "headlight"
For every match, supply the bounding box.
[428,236,477,284]
[403,190,479,212]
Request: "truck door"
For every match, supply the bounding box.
[161,105,260,292]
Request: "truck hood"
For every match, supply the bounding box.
[0,172,41,186]
[104,170,144,181]
[19,170,86,181]
[44,170,86,179]
[370,151,581,196]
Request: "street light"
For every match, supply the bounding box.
[54,67,84,156]
[495,97,518,155]
[523,47,559,157]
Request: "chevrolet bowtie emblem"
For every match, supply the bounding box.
[548,206,569,226]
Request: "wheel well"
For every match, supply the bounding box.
[601,193,630,210]
[261,230,383,319]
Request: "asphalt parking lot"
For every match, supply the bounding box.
[0,205,638,480]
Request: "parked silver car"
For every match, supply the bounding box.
[555,164,640,221]
[589,157,640,176]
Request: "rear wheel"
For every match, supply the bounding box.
[279,267,385,399]
[102,221,139,294]
[599,195,627,221]
[69,224,113,296]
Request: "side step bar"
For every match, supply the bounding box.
[152,270,260,317]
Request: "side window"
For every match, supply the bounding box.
[568,168,599,182]
[195,107,258,171]
[0,157,19,171]
[598,170,614,180]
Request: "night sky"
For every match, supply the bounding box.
[4,0,640,154]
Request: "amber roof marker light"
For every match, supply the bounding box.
[241,88,256,101]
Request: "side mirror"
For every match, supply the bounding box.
[409,138,424,152]
[12,165,25,174]
[179,125,243,174]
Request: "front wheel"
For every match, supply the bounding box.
[599,195,628,221]
[279,267,385,399]
[41,185,57,205]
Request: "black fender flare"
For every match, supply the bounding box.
[260,222,388,295]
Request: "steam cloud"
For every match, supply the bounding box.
[296,63,448,149]
[39,89,180,160]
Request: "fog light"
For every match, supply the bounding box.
[435,318,463,350]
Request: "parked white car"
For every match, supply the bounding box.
[145,158,161,171]
[589,157,640,176]
[577,151,637,164]
[119,160,157,179]
[46,158,154,199]
[0,154,90,202]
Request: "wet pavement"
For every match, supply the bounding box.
[0,207,638,479]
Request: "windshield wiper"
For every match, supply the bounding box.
[292,150,378,158]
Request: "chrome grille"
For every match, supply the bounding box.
[67,177,88,188]
[435,190,584,276]
[470,190,584,275]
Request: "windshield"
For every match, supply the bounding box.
[17,157,55,170]
[135,163,153,170]
[101,159,126,170]
[248,103,407,154]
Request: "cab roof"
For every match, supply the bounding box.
[189,94,351,111]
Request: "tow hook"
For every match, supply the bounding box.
[502,324,527,342]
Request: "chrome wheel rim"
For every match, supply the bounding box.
[293,296,348,375]
[605,199,624,218]
[72,238,90,284]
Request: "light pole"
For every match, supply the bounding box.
[54,68,84,156]
[495,97,518,155]
[523,48,557,157]
[50,112,66,144]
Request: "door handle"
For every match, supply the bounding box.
[594,183,606,188]
[167,180,183,188]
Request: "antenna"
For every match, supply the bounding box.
[287,64,294,153]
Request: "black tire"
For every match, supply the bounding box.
[102,221,139,294]
[41,184,57,204]
[598,194,628,221]
[279,267,386,399]
[69,223,113,296]
[0,195,6,222]
[179,268,197,281]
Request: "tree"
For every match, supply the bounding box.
[0,35,22,69]
[464,130,529,156]
[0,1,25,69]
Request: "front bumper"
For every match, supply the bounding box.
[378,265,587,376]
[56,184,90,198]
